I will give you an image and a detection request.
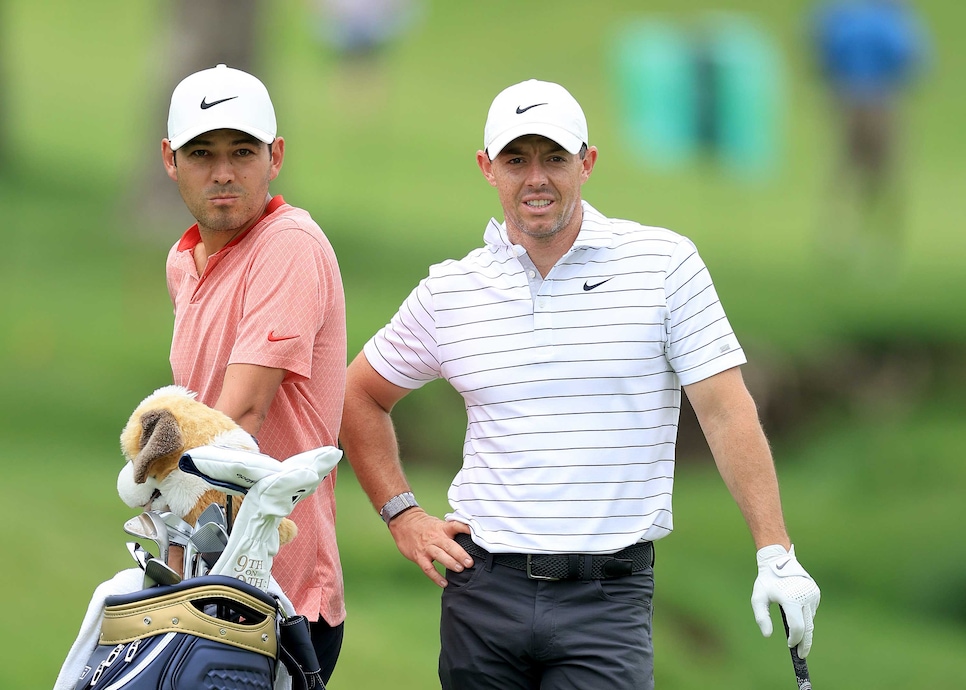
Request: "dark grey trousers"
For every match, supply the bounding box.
[439,555,655,690]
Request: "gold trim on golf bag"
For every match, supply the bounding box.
[99,579,277,658]
[71,576,285,690]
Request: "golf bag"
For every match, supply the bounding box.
[70,575,324,690]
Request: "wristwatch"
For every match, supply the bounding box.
[379,492,419,524]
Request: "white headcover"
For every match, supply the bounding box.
[178,445,343,590]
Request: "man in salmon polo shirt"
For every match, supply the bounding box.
[161,63,347,682]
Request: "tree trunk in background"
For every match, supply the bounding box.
[122,0,263,237]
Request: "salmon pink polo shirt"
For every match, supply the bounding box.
[166,195,346,625]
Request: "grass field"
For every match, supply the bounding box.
[2,0,965,687]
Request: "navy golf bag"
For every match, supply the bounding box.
[71,575,323,690]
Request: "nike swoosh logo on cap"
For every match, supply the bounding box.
[583,277,613,291]
[200,96,238,110]
[516,103,547,114]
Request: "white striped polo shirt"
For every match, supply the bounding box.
[364,201,746,554]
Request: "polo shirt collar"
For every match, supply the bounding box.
[176,195,287,252]
[483,200,614,255]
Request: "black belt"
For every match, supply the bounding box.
[455,533,653,581]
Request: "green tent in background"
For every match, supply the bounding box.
[610,13,782,179]
[611,19,698,170]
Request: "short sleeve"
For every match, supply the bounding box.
[363,277,441,389]
[664,239,746,385]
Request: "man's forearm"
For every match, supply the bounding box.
[340,394,413,513]
[686,368,791,549]
[709,418,791,550]
[340,355,417,514]
[215,363,286,438]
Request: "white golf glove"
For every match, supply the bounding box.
[751,544,820,658]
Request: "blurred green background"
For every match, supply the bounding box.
[1,0,964,687]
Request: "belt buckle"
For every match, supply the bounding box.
[526,554,561,581]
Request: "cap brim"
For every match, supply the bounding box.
[487,124,584,160]
[169,122,275,150]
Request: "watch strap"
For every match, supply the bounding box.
[379,491,419,524]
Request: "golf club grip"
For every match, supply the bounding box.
[780,609,812,689]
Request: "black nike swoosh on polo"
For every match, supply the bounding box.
[583,277,614,291]
[516,103,547,114]
[200,96,239,110]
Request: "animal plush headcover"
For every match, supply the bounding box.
[117,385,296,543]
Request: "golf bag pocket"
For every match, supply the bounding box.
[73,575,279,689]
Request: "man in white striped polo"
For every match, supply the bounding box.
[339,78,820,689]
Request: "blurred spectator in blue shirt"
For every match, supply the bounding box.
[815,0,928,103]
[811,0,930,261]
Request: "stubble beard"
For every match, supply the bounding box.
[510,199,578,242]
[197,207,247,235]
[182,182,259,237]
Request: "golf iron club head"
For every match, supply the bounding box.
[143,511,170,564]
[196,502,227,531]
[183,539,198,580]
[126,542,154,571]
[159,511,195,545]
[190,522,229,569]
[123,513,161,548]
[123,512,170,564]
[143,557,182,588]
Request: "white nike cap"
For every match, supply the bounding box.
[167,64,277,150]
[483,79,588,160]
